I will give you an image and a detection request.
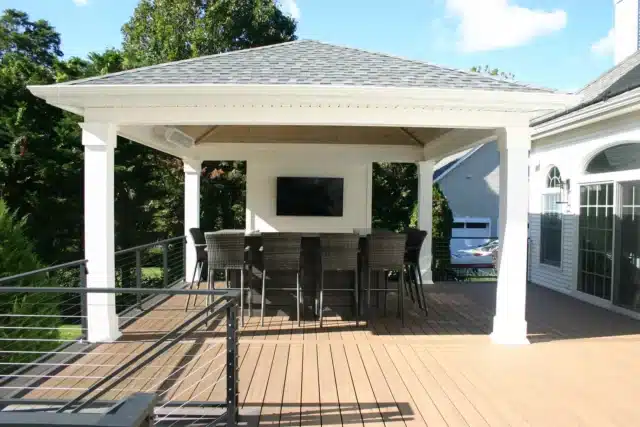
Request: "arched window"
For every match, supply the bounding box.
[546,166,562,188]
[540,165,562,267]
[586,143,640,174]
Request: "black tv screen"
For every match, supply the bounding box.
[276,177,344,217]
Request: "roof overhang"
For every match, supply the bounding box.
[532,87,640,140]
[29,83,579,128]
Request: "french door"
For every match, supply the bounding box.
[578,183,614,300]
[578,181,640,310]
[614,181,640,310]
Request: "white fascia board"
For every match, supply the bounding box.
[28,84,579,115]
[532,88,640,140]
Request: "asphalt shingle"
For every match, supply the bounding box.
[67,40,554,93]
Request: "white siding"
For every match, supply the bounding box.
[530,112,640,294]
[527,212,575,290]
[438,141,500,236]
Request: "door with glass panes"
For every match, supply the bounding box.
[578,181,640,310]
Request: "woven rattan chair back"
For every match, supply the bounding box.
[404,228,427,264]
[189,228,207,262]
[319,233,359,271]
[261,233,302,271]
[204,230,246,270]
[367,232,407,271]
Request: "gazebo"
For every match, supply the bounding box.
[28,40,578,345]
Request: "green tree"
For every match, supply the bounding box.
[120,0,297,237]
[122,0,297,67]
[0,199,61,373]
[409,183,454,278]
[372,162,417,232]
[0,9,84,263]
[470,65,515,80]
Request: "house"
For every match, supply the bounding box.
[526,0,640,319]
[434,141,499,237]
[428,0,640,319]
[27,40,575,345]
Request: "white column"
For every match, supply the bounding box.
[81,123,120,343]
[184,159,202,282]
[418,160,435,284]
[491,126,531,345]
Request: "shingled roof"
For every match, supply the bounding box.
[65,40,555,93]
[533,50,640,126]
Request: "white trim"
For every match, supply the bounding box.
[28,83,579,111]
[82,105,534,129]
[533,88,640,139]
[580,141,640,176]
[27,84,577,130]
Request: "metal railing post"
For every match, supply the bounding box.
[182,237,187,282]
[162,243,169,288]
[226,301,239,427]
[79,262,88,342]
[135,249,142,309]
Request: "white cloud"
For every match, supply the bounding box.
[591,28,614,56]
[72,0,88,5]
[279,0,300,20]
[444,0,567,52]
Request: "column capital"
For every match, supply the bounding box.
[497,126,531,151]
[80,123,118,148]
[183,158,202,174]
[417,159,436,167]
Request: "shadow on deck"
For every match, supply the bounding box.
[19,281,640,426]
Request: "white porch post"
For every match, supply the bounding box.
[491,126,530,345]
[418,160,435,283]
[184,159,202,282]
[81,123,120,343]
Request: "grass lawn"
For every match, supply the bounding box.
[58,324,82,340]
[141,266,163,280]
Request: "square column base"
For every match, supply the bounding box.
[88,329,122,344]
[490,316,529,345]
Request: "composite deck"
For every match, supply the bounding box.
[24,282,640,426]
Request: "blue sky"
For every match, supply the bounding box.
[0,0,617,91]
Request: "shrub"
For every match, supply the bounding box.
[410,183,454,277]
[0,199,61,374]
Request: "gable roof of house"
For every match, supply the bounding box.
[433,145,484,183]
[533,50,640,126]
[64,40,555,93]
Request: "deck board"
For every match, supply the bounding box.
[14,282,640,426]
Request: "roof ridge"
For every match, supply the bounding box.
[309,40,558,93]
[64,39,303,86]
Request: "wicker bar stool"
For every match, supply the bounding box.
[404,228,428,314]
[318,233,360,327]
[185,228,208,311]
[366,231,407,325]
[204,230,252,326]
[260,233,303,326]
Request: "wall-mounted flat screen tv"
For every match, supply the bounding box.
[276,177,344,217]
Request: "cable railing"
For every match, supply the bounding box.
[115,236,186,314]
[433,236,499,281]
[0,240,240,427]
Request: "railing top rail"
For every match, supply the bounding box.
[115,236,186,255]
[0,286,241,298]
[0,260,87,284]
